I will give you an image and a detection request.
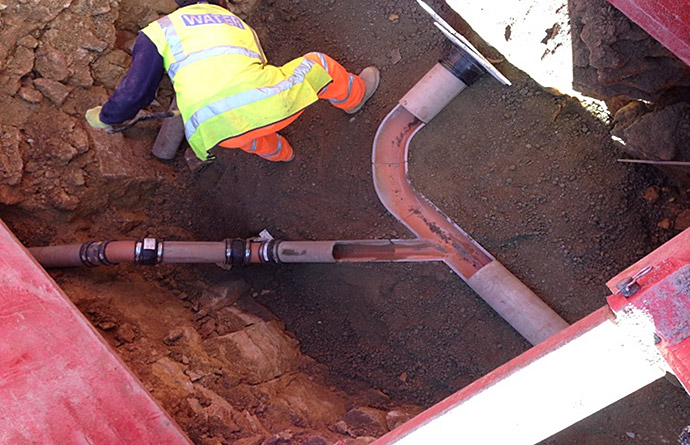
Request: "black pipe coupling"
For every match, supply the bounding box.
[258,239,281,264]
[134,238,162,265]
[440,46,485,87]
[79,240,118,267]
[224,238,248,267]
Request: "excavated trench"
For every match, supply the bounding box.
[1,0,689,443]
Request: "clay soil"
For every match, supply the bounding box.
[1,0,689,443]
[210,0,689,442]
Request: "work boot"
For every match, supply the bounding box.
[345,66,380,114]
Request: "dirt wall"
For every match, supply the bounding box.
[570,0,690,172]
[0,0,422,443]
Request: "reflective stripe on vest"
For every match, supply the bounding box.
[184,58,318,141]
[168,45,263,80]
[248,139,258,152]
[158,16,185,61]
[155,16,264,82]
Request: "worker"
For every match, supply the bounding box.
[85,0,380,163]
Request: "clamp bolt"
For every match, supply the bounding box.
[615,265,653,298]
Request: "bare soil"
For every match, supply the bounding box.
[0,0,688,443]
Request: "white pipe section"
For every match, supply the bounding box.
[400,63,468,123]
[161,241,226,263]
[467,261,569,345]
[276,241,337,263]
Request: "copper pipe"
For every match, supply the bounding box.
[332,239,445,262]
[28,245,85,268]
[28,240,229,268]
[28,241,137,268]
[270,239,446,263]
[372,82,568,344]
[106,241,137,263]
[372,105,493,279]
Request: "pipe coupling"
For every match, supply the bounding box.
[134,238,162,265]
[258,240,281,264]
[440,46,485,87]
[79,240,118,267]
[224,238,248,267]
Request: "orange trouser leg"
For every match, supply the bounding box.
[231,133,294,162]
[218,113,302,162]
[305,52,366,111]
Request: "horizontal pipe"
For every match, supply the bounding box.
[332,239,446,262]
[273,239,447,263]
[28,244,86,268]
[29,240,231,268]
[29,238,449,268]
[276,241,337,263]
[107,241,138,263]
[28,241,137,268]
[161,242,226,264]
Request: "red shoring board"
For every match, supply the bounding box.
[608,0,690,66]
[0,220,191,444]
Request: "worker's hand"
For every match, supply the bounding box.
[85,106,112,130]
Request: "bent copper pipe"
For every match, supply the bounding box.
[372,57,568,345]
[372,105,492,279]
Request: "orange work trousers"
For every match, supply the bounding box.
[218,52,366,162]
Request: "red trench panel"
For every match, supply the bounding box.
[0,220,191,444]
[608,0,690,66]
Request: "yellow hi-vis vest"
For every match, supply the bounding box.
[141,3,332,160]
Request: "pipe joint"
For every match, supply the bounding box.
[440,46,485,87]
[79,240,118,267]
[134,238,162,266]
[258,240,281,264]
[224,238,247,266]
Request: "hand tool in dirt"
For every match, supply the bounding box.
[151,99,186,160]
[618,158,690,167]
[106,109,181,134]
[184,147,216,175]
